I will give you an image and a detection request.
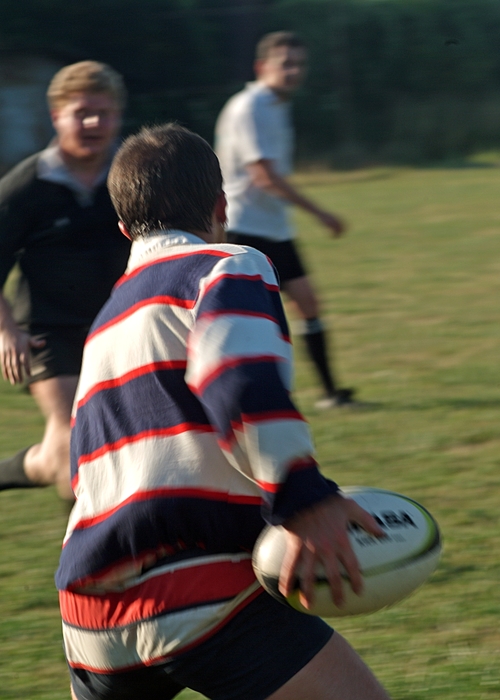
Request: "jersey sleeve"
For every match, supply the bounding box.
[0,159,36,288]
[185,249,338,524]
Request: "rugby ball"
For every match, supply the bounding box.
[252,487,441,617]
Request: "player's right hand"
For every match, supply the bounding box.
[0,326,45,385]
[317,210,347,237]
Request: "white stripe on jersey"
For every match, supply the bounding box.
[186,314,292,393]
[67,431,261,539]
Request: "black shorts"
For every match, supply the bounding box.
[68,590,333,700]
[23,324,89,385]
[226,233,307,284]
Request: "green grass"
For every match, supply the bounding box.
[1,166,500,698]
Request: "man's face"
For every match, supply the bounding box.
[51,92,122,162]
[256,46,308,98]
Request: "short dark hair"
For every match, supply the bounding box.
[108,123,223,239]
[255,31,306,61]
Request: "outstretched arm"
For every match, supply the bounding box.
[247,158,346,236]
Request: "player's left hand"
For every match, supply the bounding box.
[279,493,384,610]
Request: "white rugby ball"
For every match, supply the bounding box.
[252,486,441,617]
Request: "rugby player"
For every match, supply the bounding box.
[0,61,130,499]
[58,123,390,700]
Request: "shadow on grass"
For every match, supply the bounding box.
[430,562,478,584]
[311,400,386,414]
[420,159,498,170]
[378,397,500,412]
[437,397,500,410]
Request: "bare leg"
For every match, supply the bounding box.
[282,275,319,320]
[283,276,340,399]
[267,632,390,700]
[23,375,79,500]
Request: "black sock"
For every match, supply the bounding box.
[303,320,336,397]
[0,447,36,491]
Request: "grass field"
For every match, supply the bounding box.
[1,165,500,699]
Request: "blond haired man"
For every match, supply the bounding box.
[0,61,130,499]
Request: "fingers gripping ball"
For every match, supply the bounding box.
[252,487,442,617]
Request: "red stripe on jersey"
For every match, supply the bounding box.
[115,249,233,289]
[196,308,290,343]
[60,557,256,629]
[202,272,279,297]
[217,409,306,451]
[77,422,214,469]
[68,486,262,533]
[240,408,305,424]
[187,354,284,395]
[289,456,319,472]
[255,459,318,494]
[77,360,188,410]
[64,587,264,673]
[87,296,195,343]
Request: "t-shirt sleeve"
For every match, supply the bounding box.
[234,97,281,166]
[185,249,338,524]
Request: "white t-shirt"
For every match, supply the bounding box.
[215,81,294,241]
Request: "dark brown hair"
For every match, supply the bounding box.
[108,123,223,239]
[255,31,306,61]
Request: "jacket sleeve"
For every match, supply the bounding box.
[0,156,37,289]
[185,248,338,524]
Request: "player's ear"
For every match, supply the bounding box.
[215,191,227,226]
[118,221,132,240]
[50,109,61,130]
[254,59,264,79]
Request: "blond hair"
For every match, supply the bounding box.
[47,60,126,110]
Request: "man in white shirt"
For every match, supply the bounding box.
[216,31,354,408]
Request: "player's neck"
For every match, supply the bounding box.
[259,82,292,103]
[59,149,110,189]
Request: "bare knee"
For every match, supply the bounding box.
[24,375,77,497]
[24,423,72,497]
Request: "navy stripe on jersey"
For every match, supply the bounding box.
[264,468,339,525]
[56,496,264,590]
[198,275,290,341]
[71,369,211,478]
[90,252,231,337]
[198,360,299,441]
[116,248,231,289]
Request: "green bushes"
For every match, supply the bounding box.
[2,0,500,163]
[268,0,500,163]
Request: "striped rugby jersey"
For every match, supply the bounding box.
[56,230,338,673]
